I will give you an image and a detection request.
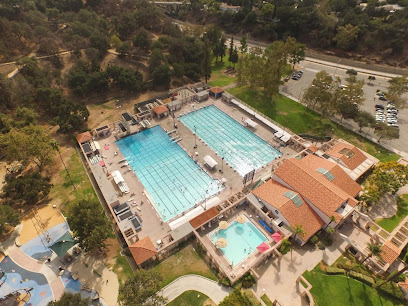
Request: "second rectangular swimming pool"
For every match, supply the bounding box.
[179,105,281,176]
[116,126,223,222]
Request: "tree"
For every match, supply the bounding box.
[359,162,408,208]
[334,24,359,51]
[67,201,111,253]
[337,100,358,123]
[90,32,110,59]
[151,64,171,89]
[286,37,305,70]
[229,36,234,64]
[374,123,399,142]
[56,101,89,133]
[117,43,130,58]
[48,292,89,306]
[133,28,151,51]
[0,125,55,171]
[354,110,375,132]
[368,76,376,85]
[2,172,52,205]
[202,39,212,83]
[387,76,408,109]
[361,242,383,265]
[118,270,167,306]
[15,107,38,127]
[240,35,248,54]
[230,47,239,69]
[292,224,306,242]
[0,205,20,234]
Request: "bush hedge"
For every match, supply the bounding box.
[349,271,375,286]
[376,281,405,300]
[326,267,345,275]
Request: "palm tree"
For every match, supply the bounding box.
[325,215,336,230]
[292,224,306,242]
[51,139,76,190]
[280,238,291,255]
[361,242,383,265]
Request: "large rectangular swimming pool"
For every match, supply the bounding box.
[116,126,222,222]
[179,105,281,176]
[209,216,268,267]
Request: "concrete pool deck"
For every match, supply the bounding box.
[90,97,297,249]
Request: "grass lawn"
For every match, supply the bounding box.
[376,194,408,232]
[303,266,404,306]
[112,249,134,286]
[209,60,236,87]
[151,244,217,287]
[260,294,273,306]
[49,149,98,213]
[167,290,210,306]
[228,86,400,163]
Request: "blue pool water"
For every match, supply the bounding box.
[209,217,268,266]
[179,105,282,176]
[116,125,223,222]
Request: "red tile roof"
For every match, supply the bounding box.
[326,142,367,170]
[302,154,362,197]
[76,131,92,144]
[152,105,169,115]
[129,236,157,265]
[381,241,401,265]
[189,206,219,229]
[307,145,319,153]
[274,158,358,222]
[252,180,324,241]
[209,87,224,94]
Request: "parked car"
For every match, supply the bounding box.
[376,92,384,97]
[375,104,385,109]
[379,96,387,101]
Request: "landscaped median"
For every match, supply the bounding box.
[303,263,405,306]
[228,86,400,163]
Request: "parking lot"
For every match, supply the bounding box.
[281,61,408,153]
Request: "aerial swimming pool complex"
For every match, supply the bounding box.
[209,216,268,266]
[116,126,222,222]
[180,105,282,176]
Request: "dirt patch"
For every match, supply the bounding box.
[278,111,288,116]
[319,261,328,272]
[204,298,217,306]
[0,226,14,243]
[103,238,121,266]
[18,205,65,245]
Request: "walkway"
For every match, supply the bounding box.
[159,275,232,304]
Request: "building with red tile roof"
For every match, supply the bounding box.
[189,206,219,229]
[129,236,158,266]
[76,131,92,144]
[326,141,369,170]
[252,180,325,244]
[273,157,359,225]
[381,241,401,265]
[152,105,169,118]
[209,87,224,99]
[302,154,362,197]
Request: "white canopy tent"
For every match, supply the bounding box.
[111,170,130,194]
[203,155,218,169]
[274,131,284,138]
[244,118,258,129]
[280,134,291,143]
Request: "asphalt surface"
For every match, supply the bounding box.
[281,61,408,152]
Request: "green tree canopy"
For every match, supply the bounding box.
[67,200,111,253]
[0,125,55,171]
[334,24,359,51]
[0,205,20,234]
[219,288,252,306]
[47,292,89,306]
[118,269,167,306]
[2,172,52,206]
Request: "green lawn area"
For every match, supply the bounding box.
[228,86,400,163]
[303,266,404,306]
[209,59,236,87]
[49,149,98,213]
[260,294,273,306]
[167,290,210,306]
[151,244,217,287]
[112,249,134,286]
[376,194,408,232]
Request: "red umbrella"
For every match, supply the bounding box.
[271,232,282,243]
[257,242,269,253]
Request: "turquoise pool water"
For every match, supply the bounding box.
[179,105,282,176]
[116,126,222,222]
[209,216,268,266]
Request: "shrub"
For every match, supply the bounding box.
[397,273,406,282]
[377,281,405,300]
[349,271,375,286]
[317,241,326,250]
[322,235,334,246]
[241,272,256,288]
[310,235,319,244]
[326,267,345,275]
[219,277,231,287]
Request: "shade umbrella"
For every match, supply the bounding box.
[216,238,227,248]
[219,221,229,230]
[271,232,283,243]
[257,242,269,253]
[236,215,246,224]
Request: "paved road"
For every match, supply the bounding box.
[159,275,232,303]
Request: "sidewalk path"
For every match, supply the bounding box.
[159,275,232,304]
